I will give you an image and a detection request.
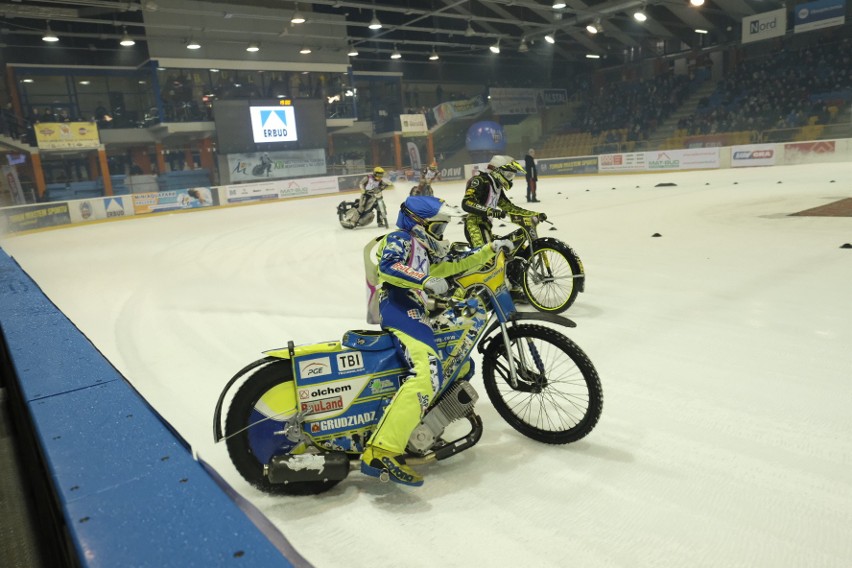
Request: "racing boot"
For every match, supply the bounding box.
[361,446,423,487]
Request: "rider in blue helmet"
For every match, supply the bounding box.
[361,195,511,486]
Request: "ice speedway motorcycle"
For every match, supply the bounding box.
[488,213,586,315]
[409,180,434,197]
[213,249,602,495]
[337,195,382,229]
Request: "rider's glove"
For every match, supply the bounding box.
[486,208,506,219]
[491,239,513,254]
[424,277,449,295]
[537,212,547,222]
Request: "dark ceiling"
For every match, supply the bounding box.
[0,0,814,70]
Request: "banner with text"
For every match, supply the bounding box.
[227,149,326,183]
[645,148,721,170]
[34,121,100,150]
[400,114,429,135]
[794,0,846,33]
[132,187,218,214]
[731,144,777,167]
[599,152,646,173]
[538,156,599,176]
[225,176,339,204]
[489,88,539,115]
[432,96,487,126]
[0,203,71,233]
[742,8,787,44]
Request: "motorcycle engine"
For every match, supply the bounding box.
[407,381,479,454]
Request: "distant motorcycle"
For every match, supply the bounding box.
[409,181,434,197]
[337,195,380,229]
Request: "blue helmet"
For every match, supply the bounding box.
[397,196,461,254]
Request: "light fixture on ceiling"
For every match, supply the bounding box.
[544,33,555,44]
[695,28,708,34]
[300,46,312,54]
[22,78,34,84]
[690,0,704,5]
[42,22,59,42]
[119,27,135,46]
[586,53,601,59]
[633,8,647,22]
[347,44,359,57]
[465,21,475,37]
[552,1,567,8]
[489,39,500,54]
[429,47,439,60]
[246,42,260,52]
[519,37,529,52]
[369,11,382,30]
[210,68,219,72]
[291,3,306,24]
[186,37,201,49]
[586,19,602,34]
[390,45,401,59]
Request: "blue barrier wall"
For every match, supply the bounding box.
[0,248,301,567]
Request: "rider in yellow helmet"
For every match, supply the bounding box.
[358,166,392,227]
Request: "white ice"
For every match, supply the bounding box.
[2,162,851,567]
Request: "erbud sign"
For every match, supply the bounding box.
[742,8,787,44]
[249,106,298,143]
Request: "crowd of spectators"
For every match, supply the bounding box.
[573,71,697,142]
[679,37,852,136]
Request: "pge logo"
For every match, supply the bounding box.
[298,357,331,378]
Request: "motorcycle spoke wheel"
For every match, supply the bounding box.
[225,360,342,495]
[522,244,582,314]
[482,324,602,444]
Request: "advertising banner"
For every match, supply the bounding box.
[794,0,846,33]
[540,89,569,106]
[228,149,326,183]
[742,8,787,44]
[782,140,837,163]
[225,176,339,204]
[438,165,466,181]
[538,156,598,176]
[0,203,71,233]
[731,144,777,167]
[400,114,428,135]
[1,165,27,205]
[464,162,491,180]
[599,152,646,173]
[33,121,100,150]
[489,88,538,115]
[645,148,721,170]
[406,142,423,170]
[432,95,486,126]
[132,187,218,214]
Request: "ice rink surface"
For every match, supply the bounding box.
[2,162,851,567]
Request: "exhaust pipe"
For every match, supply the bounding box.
[264,452,350,484]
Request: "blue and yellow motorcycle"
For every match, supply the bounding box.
[213,250,602,495]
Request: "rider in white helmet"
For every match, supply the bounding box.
[461,155,545,249]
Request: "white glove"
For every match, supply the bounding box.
[424,277,449,295]
[491,239,513,254]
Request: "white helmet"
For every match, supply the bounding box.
[487,155,526,191]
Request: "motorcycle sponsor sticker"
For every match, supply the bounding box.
[301,396,344,415]
[298,357,332,378]
[368,378,395,395]
[310,410,377,433]
[336,352,364,373]
[299,383,352,400]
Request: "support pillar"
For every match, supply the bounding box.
[87,152,99,181]
[426,132,435,166]
[154,143,167,174]
[29,152,47,200]
[183,148,194,170]
[393,134,402,170]
[97,146,113,196]
[198,138,215,173]
[131,147,153,174]
[371,140,380,168]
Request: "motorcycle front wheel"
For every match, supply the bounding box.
[225,359,342,495]
[522,239,584,314]
[481,324,602,444]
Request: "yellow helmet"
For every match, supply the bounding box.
[373,166,385,178]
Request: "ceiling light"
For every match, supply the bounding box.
[633,10,647,22]
[186,37,201,49]
[291,3,306,24]
[586,19,602,34]
[519,38,529,52]
[210,68,219,72]
[544,34,555,44]
[119,27,135,46]
[490,39,500,54]
[347,45,359,57]
[429,48,439,60]
[690,0,705,5]
[246,42,260,52]
[42,22,59,42]
[300,46,311,54]
[390,45,401,59]
[465,21,475,37]
[586,53,601,59]
[553,1,567,8]
[79,80,91,85]
[369,11,382,30]
[22,79,34,83]
[695,28,708,33]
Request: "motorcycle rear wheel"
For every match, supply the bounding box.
[225,360,343,495]
[481,324,602,444]
[521,239,583,314]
